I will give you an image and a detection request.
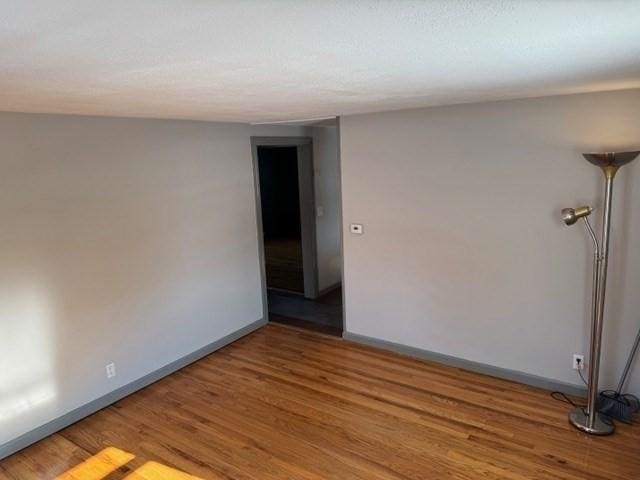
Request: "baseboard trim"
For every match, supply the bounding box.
[342,331,587,397]
[0,318,267,461]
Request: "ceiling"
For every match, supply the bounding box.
[1,1,639,123]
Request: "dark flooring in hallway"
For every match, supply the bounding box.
[268,287,342,335]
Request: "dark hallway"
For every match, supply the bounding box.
[257,146,304,294]
[256,140,343,336]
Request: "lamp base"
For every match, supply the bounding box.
[568,407,615,435]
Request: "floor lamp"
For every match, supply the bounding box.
[562,151,639,435]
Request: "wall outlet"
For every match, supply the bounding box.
[106,363,117,379]
[350,223,364,235]
[572,354,584,370]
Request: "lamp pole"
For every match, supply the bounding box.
[567,151,639,435]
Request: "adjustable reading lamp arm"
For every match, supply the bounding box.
[581,215,600,258]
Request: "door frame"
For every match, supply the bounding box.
[251,136,320,311]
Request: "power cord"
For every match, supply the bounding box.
[550,358,639,421]
[578,367,588,386]
[550,391,584,408]
[551,358,586,408]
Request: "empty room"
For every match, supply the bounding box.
[1,2,639,479]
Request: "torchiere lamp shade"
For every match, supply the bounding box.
[583,151,640,178]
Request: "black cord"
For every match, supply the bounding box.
[550,366,588,408]
[550,367,639,418]
[576,363,639,410]
[578,368,588,386]
[550,391,585,408]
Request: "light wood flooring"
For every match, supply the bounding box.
[1,323,638,479]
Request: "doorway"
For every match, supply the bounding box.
[258,146,305,294]
[252,136,343,336]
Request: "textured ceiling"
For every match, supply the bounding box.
[1,1,639,123]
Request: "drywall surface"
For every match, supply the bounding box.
[251,124,342,292]
[0,112,263,445]
[312,126,343,291]
[340,89,640,395]
[250,125,312,138]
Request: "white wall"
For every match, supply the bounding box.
[340,89,640,394]
[251,124,343,293]
[0,112,263,445]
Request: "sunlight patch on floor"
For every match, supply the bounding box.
[54,447,204,480]
[55,447,134,480]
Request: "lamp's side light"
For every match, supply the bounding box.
[561,206,593,226]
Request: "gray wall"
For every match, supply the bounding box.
[0,113,263,445]
[340,89,640,395]
[312,126,342,291]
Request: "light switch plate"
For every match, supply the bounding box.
[350,223,364,234]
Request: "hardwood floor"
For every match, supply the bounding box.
[1,323,639,479]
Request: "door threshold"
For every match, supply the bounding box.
[269,313,342,337]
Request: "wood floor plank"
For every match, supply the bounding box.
[0,435,93,480]
[54,447,135,480]
[1,323,638,479]
[123,462,204,480]
[225,327,639,466]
